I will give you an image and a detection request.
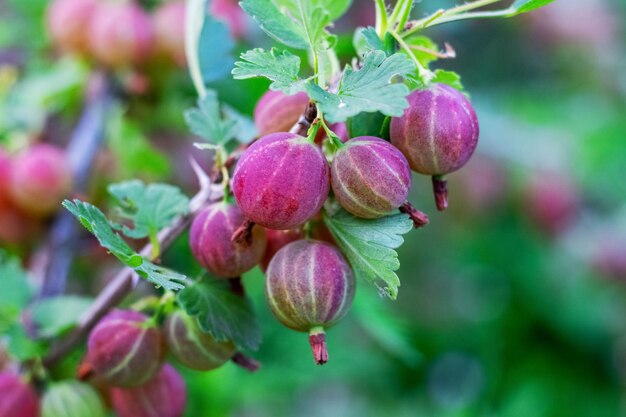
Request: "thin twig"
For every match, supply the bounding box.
[31,72,115,298]
[43,163,220,367]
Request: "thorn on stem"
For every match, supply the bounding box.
[399,202,429,228]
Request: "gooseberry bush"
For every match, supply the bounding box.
[0,0,558,416]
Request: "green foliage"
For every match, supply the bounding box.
[107,105,170,178]
[232,48,306,95]
[32,296,93,338]
[324,208,413,299]
[199,5,235,84]
[240,0,344,51]
[346,111,390,140]
[510,0,556,14]
[307,51,415,123]
[184,91,239,145]
[63,199,187,291]
[0,251,33,311]
[177,277,261,351]
[409,69,464,91]
[108,180,189,240]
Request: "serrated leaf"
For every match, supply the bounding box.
[63,199,187,291]
[0,251,33,311]
[177,278,261,351]
[240,0,309,49]
[199,6,234,83]
[240,0,335,51]
[324,209,413,299]
[32,296,93,338]
[232,48,306,95]
[307,51,415,123]
[355,26,384,54]
[511,0,555,14]
[408,69,464,92]
[184,90,238,144]
[108,180,189,240]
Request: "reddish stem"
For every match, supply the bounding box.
[399,202,429,228]
[231,352,260,372]
[432,176,448,211]
[308,328,328,365]
[231,219,255,246]
[289,102,318,137]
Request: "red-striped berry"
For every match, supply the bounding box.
[189,202,266,278]
[232,133,330,230]
[331,136,411,219]
[111,364,187,417]
[265,240,355,364]
[164,311,236,371]
[0,372,39,417]
[87,310,163,387]
[253,91,309,137]
[390,84,479,210]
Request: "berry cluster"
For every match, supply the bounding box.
[46,0,245,69]
[0,144,72,245]
[185,82,480,364]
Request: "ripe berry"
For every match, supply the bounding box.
[331,136,411,219]
[153,1,186,67]
[260,228,304,271]
[87,309,163,387]
[0,149,12,207]
[0,372,39,417]
[111,364,187,417]
[47,0,99,55]
[253,91,309,137]
[189,202,266,278]
[390,83,479,210]
[89,2,154,68]
[42,381,106,417]
[9,144,72,217]
[233,133,330,230]
[265,240,355,364]
[164,311,236,371]
[210,0,248,39]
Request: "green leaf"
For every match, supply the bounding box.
[0,251,33,311]
[346,111,390,140]
[232,48,306,95]
[184,90,238,144]
[324,208,413,299]
[354,26,384,55]
[32,296,93,338]
[107,106,170,178]
[240,0,309,49]
[63,199,187,291]
[306,51,415,123]
[0,322,43,361]
[222,105,258,144]
[199,5,235,83]
[511,0,555,14]
[108,180,189,240]
[240,0,338,51]
[177,278,261,351]
[404,36,440,68]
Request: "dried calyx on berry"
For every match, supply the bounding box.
[189,202,266,278]
[391,83,479,211]
[265,239,355,365]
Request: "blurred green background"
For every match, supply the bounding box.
[2,0,626,416]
